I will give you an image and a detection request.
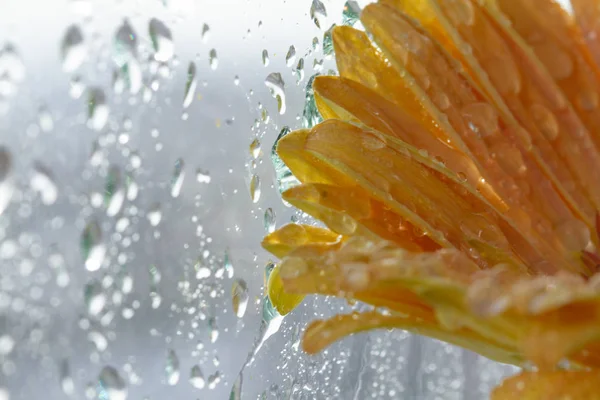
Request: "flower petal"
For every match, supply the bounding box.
[491,371,600,400]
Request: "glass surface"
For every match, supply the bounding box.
[0,0,574,398]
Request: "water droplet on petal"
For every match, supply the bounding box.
[98,366,127,400]
[82,220,105,272]
[231,279,249,318]
[166,349,180,385]
[31,162,58,205]
[170,158,185,198]
[182,62,197,108]
[61,25,86,72]
[461,102,498,137]
[264,72,286,114]
[530,104,559,141]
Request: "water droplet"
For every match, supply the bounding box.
[323,25,335,56]
[209,49,218,70]
[201,24,210,43]
[302,74,323,128]
[207,371,221,390]
[166,349,180,385]
[105,166,125,217]
[88,331,108,352]
[209,317,219,343]
[271,127,300,195]
[285,46,296,67]
[264,208,276,233]
[0,146,14,215]
[149,264,162,285]
[0,335,14,355]
[69,75,85,98]
[170,158,185,198]
[87,88,109,131]
[231,279,249,318]
[196,168,211,183]
[126,175,138,200]
[342,1,361,26]
[98,366,127,400]
[461,102,498,137]
[262,49,269,66]
[149,18,174,62]
[182,62,197,108]
[0,44,25,97]
[31,162,58,205]
[310,0,328,29]
[38,107,54,132]
[85,279,106,316]
[295,58,305,83]
[250,174,261,203]
[189,365,205,389]
[234,75,240,85]
[578,89,598,111]
[530,104,559,141]
[60,359,75,395]
[249,138,261,159]
[264,72,286,114]
[61,25,86,72]
[81,220,105,272]
[113,19,138,67]
[147,204,162,226]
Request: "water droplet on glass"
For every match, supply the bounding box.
[234,75,240,85]
[85,279,106,316]
[196,168,211,183]
[166,349,180,385]
[0,44,25,97]
[0,148,13,216]
[310,0,328,29]
[113,19,137,67]
[31,162,58,205]
[264,72,286,114]
[61,25,86,72]
[231,279,249,318]
[147,204,162,226]
[249,138,261,159]
[303,74,323,128]
[262,49,269,67]
[126,175,138,201]
[312,37,320,51]
[69,75,85,98]
[271,127,300,195]
[342,0,361,26]
[207,371,221,390]
[250,174,261,203]
[149,18,174,62]
[285,45,296,67]
[182,62,197,108]
[38,107,54,132]
[60,359,75,395]
[87,88,109,131]
[264,208,276,233]
[323,25,335,56]
[201,24,210,43]
[98,366,127,400]
[105,166,125,217]
[295,58,305,84]
[189,365,205,389]
[82,220,105,272]
[209,49,218,70]
[170,158,185,198]
[209,317,219,343]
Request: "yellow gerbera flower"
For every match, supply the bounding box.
[263,0,600,398]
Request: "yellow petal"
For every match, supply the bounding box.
[267,262,305,316]
[261,223,341,259]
